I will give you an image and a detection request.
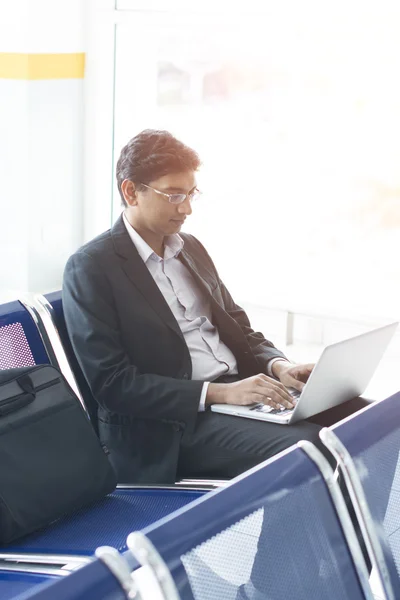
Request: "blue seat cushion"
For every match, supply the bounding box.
[1,489,203,556]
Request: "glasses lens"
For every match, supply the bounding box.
[190,190,201,202]
[169,194,187,204]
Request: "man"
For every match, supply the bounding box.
[63,129,366,485]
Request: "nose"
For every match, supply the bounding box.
[177,195,192,216]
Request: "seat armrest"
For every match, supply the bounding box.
[117,479,228,491]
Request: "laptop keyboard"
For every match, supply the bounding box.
[250,389,301,416]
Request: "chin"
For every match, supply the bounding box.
[170,220,184,230]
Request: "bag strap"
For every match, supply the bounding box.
[0,375,36,416]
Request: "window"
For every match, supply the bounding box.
[108,4,400,323]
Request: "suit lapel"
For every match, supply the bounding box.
[178,248,215,298]
[178,248,232,332]
[179,241,256,368]
[111,216,184,340]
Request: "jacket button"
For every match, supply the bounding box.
[182,373,189,380]
[173,424,182,432]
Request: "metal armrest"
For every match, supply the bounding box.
[0,553,92,576]
[175,478,228,488]
[19,293,89,417]
[117,479,228,492]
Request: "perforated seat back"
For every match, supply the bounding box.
[136,445,371,600]
[0,300,49,368]
[331,392,400,596]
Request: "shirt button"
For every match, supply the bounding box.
[182,373,189,380]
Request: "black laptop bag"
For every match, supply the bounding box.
[0,365,117,544]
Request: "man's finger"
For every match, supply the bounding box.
[259,386,295,409]
[290,364,314,384]
[255,378,294,407]
[292,363,314,370]
[257,374,292,395]
[249,393,281,410]
[285,374,305,393]
[293,363,314,376]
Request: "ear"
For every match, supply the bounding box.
[121,179,137,206]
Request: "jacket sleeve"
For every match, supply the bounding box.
[62,250,203,430]
[188,236,288,371]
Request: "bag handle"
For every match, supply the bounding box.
[0,375,36,416]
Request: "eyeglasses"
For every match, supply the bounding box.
[139,182,202,205]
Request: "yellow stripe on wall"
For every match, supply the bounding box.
[0,53,85,80]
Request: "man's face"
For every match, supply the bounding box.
[127,170,197,237]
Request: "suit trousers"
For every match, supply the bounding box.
[177,395,369,479]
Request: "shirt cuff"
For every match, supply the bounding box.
[267,358,290,378]
[198,382,210,412]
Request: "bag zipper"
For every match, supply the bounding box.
[0,365,61,384]
[0,378,60,406]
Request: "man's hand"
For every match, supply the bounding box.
[272,361,315,393]
[206,374,295,409]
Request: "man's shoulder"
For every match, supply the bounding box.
[180,232,206,254]
[64,229,116,280]
[72,229,113,260]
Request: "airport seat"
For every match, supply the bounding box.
[320,391,400,600]
[0,300,50,368]
[7,441,374,600]
[0,488,203,557]
[124,441,374,600]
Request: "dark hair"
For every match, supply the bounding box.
[116,129,201,206]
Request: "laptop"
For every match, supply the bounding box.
[211,322,398,425]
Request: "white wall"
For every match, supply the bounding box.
[0,0,85,300]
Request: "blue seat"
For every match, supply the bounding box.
[7,442,374,600]
[320,391,400,600]
[0,488,202,557]
[124,442,374,600]
[0,300,49,368]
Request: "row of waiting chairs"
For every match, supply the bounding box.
[0,292,399,599]
[2,440,376,600]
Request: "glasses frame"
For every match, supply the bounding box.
[139,182,201,205]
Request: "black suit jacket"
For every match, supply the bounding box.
[63,215,287,483]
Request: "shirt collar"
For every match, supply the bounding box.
[122,212,184,263]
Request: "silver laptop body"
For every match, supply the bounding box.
[211,322,398,425]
